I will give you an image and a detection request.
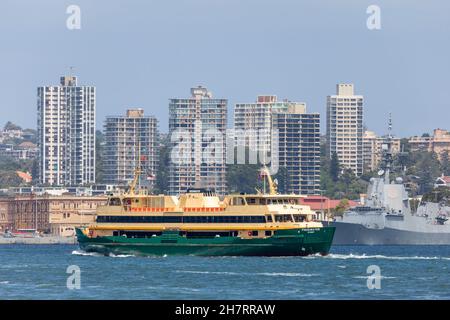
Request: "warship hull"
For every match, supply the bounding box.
[76,227,335,256]
[330,221,450,245]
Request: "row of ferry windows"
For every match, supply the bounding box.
[108,198,300,206]
[97,214,305,223]
[111,231,274,238]
[232,198,299,205]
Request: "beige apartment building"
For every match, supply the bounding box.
[48,196,107,236]
[104,109,159,189]
[326,84,364,176]
[0,198,13,232]
[409,129,450,160]
[169,86,227,196]
[363,130,401,172]
[2,195,107,236]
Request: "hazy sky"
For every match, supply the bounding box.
[0,0,449,137]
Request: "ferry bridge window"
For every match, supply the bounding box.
[274,214,293,222]
[109,198,122,206]
[232,197,246,206]
[293,215,305,222]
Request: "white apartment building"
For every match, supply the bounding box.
[326,84,364,176]
[37,76,96,186]
[234,95,299,155]
[234,96,320,194]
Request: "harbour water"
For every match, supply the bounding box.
[0,245,449,299]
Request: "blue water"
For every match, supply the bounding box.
[0,245,449,299]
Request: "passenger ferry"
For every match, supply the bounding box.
[76,168,335,256]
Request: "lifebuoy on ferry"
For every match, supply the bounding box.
[88,230,93,237]
[248,231,252,237]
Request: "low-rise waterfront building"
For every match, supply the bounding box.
[434,174,450,188]
[299,195,359,220]
[2,195,107,236]
[8,185,121,197]
[363,130,401,172]
[0,142,38,161]
[0,198,13,232]
[47,196,107,236]
[409,129,450,160]
[9,195,51,232]
[0,128,26,143]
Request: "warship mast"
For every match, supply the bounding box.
[380,113,394,184]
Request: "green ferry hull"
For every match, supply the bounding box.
[75,227,335,257]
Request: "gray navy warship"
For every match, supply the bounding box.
[330,119,450,245]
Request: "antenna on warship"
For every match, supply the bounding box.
[383,113,393,184]
[388,112,392,138]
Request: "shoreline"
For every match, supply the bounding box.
[0,236,77,245]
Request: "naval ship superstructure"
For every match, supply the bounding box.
[331,118,450,245]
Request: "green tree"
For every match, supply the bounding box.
[400,138,411,153]
[31,158,39,185]
[273,166,288,194]
[319,141,367,200]
[421,187,450,203]
[227,163,260,194]
[413,151,441,194]
[0,155,34,187]
[95,130,105,183]
[226,146,262,194]
[3,121,21,131]
[329,152,340,182]
[440,151,450,176]
[154,134,170,194]
[332,199,350,216]
[0,171,23,188]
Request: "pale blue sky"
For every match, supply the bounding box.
[0,0,449,136]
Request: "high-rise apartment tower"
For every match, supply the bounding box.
[37,76,96,186]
